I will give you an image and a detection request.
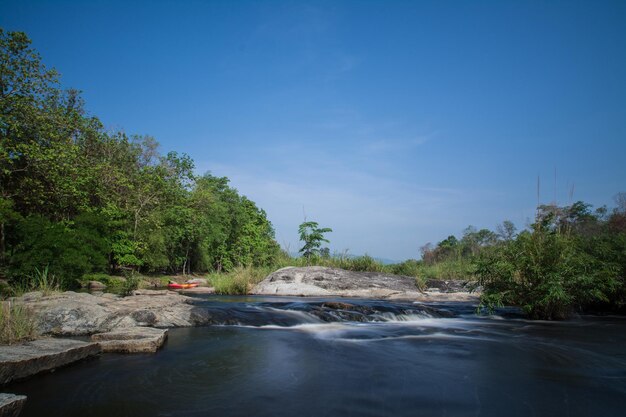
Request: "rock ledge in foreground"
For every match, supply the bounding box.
[0,339,101,386]
[0,393,27,417]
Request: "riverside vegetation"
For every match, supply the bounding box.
[0,27,624,337]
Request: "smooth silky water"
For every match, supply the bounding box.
[5,295,626,417]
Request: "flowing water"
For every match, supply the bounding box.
[5,296,626,417]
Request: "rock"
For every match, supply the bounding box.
[87,281,106,290]
[0,339,101,385]
[91,327,168,353]
[12,290,196,337]
[253,266,420,298]
[0,393,27,417]
[253,267,480,301]
[424,279,477,293]
[179,286,215,295]
[131,289,172,296]
[184,278,208,286]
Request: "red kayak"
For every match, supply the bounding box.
[167,283,199,289]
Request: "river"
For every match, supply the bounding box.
[5,295,626,417]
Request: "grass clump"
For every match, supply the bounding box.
[31,266,60,296]
[416,259,475,281]
[209,266,268,295]
[0,301,38,345]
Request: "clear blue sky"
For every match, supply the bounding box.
[2,0,625,260]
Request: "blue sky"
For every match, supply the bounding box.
[2,0,625,260]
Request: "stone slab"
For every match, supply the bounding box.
[91,327,168,353]
[0,339,101,386]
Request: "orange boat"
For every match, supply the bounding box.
[167,282,199,289]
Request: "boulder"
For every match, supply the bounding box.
[253,266,420,298]
[0,339,101,385]
[184,278,208,286]
[0,393,27,417]
[87,281,106,290]
[13,290,196,337]
[253,267,480,301]
[424,279,477,293]
[179,286,215,295]
[91,327,168,353]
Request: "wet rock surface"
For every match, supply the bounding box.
[187,299,456,327]
[0,339,101,386]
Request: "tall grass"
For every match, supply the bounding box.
[2,266,62,298]
[31,266,60,295]
[416,259,475,281]
[209,266,269,295]
[0,301,38,345]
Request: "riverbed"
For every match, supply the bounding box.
[5,295,626,417]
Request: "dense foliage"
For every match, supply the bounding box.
[475,200,626,319]
[0,29,279,288]
[417,198,626,319]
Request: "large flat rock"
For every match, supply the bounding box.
[13,290,196,336]
[91,327,168,353]
[0,339,101,385]
[253,266,420,298]
[0,393,27,417]
[253,266,479,301]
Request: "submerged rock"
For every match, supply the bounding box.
[92,327,168,353]
[0,339,101,385]
[0,393,27,417]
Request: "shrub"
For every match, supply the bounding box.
[121,271,140,296]
[9,214,108,288]
[476,227,620,319]
[80,273,127,289]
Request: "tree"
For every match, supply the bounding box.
[496,220,517,242]
[298,221,332,262]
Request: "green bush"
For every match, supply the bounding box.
[121,271,140,296]
[476,227,620,319]
[80,273,127,288]
[9,214,108,288]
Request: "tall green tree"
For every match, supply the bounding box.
[0,28,281,285]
